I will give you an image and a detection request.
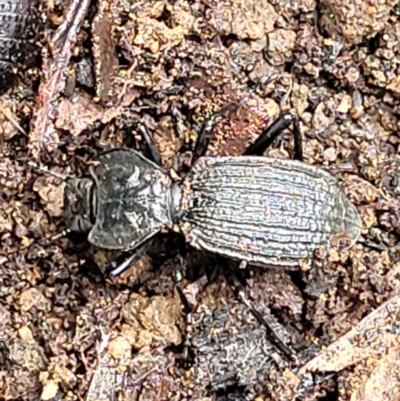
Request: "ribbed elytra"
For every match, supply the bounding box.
[180,156,361,269]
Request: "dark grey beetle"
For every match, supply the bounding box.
[62,106,362,359]
[0,0,40,78]
[64,108,361,272]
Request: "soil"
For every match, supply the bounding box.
[1,0,400,400]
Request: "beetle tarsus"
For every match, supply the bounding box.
[244,112,303,161]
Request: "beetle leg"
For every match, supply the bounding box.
[173,254,196,367]
[108,239,153,278]
[243,112,303,161]
[137,124,163,167]
[221,259,298,361]
[193,102,241,163]
[237,289,298,362]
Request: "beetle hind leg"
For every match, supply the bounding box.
[172,253,198,367]
[244,112,303,161]
[220,258,298,361]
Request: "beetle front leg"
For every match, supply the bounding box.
[108,239,153,278]
[243,112,303,161]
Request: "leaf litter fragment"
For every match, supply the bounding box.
[301,295,400,373]
[297,295,400,400]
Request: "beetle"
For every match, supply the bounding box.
[0,0,40,88]
[61,104,362,359]
[64,106,361,272]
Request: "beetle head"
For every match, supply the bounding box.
[64,177,97,234]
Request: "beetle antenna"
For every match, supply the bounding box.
[25,160,75,242]
[27,160,84,197]
[50,229,71,241]
[27,161,70,181]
